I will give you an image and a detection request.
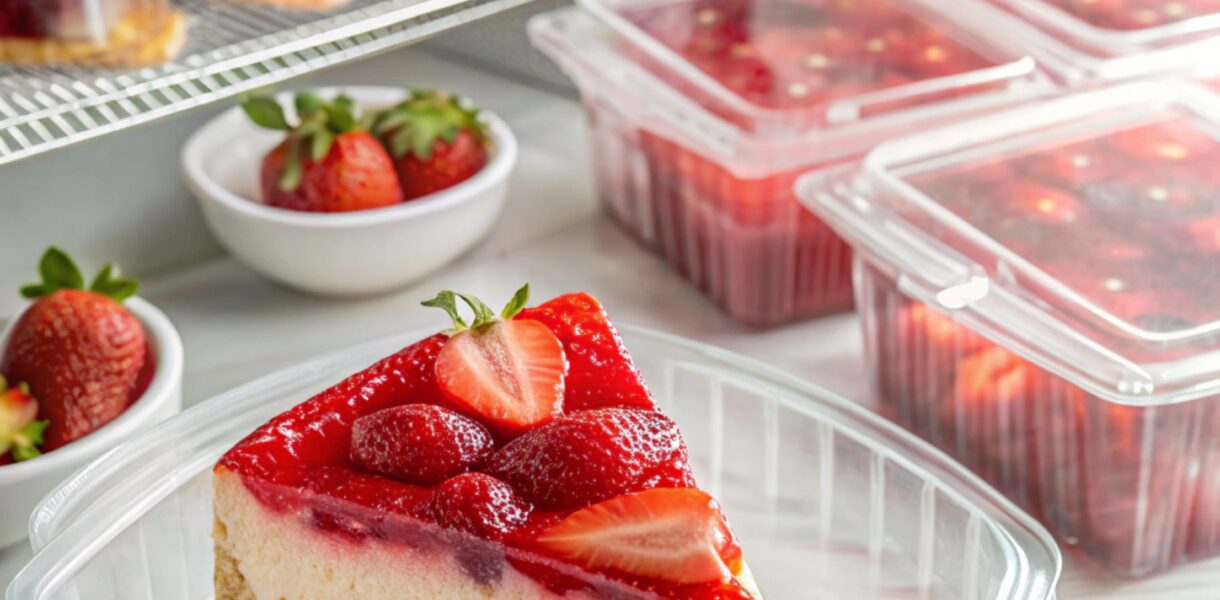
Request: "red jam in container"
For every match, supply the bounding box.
[530,2,1048,326]
[803,81,1220,577]
[985,0,1220,83]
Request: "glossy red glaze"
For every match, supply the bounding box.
[515,292,656,412]
[626,0,994,113]
[218,295,750,597]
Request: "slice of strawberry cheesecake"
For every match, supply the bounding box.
[213,286,762,599]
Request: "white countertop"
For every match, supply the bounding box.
[1,51,1218,599]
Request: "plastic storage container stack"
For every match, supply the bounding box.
[0,0,179,66]
[984,0,1220,83]
[802,81,1220,577]
[529,0,1052,326]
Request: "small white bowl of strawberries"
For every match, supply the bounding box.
[0,248,183,548]
[181,86,517,297]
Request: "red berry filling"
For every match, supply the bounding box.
[218,289,753,597]
[0,0,48,39]
[863,115,1220,574]
[624,0,994,114]
[1044,0,1220,31]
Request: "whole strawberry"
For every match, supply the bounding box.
[243,92,404,213]
[371,89,490,201]
[0,376,47,464]
[1,248,147,451]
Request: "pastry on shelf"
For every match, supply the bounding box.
[213,285,763,599]
[0,0,185,67]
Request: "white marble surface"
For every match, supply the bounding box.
[1,51,1219,600]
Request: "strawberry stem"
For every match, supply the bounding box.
[423,284,531,334]
[20,247,138,302]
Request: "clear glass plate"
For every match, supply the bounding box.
[8,325,1061,599]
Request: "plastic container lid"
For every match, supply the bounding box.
[985,0,1220,82]
[575,0,1049,139]
[801,80,1220,407]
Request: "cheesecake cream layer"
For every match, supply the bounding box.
[214,468,763,599]
[214,468,601,600]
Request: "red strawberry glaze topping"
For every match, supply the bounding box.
[217,287,754,598]
[516,293,657,412]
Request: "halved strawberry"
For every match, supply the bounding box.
[537,487,738,586]
[0,375,46,462]
[425,285,567,437]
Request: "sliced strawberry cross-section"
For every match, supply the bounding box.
[426,285,567,437]
[0,375,46,463]
[537,487,739,586]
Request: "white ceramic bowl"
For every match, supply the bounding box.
[181,86,517,297]
[0,297,183,549]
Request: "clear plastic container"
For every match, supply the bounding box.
[801,80,1220,577]
[0,0,179,67]
[529,4,1051,326]
[983,0,1220,83]
[8,326,1060,599]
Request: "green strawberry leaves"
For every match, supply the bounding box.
[242,92,365,192]
[424,284,532,334]
[372,89,487,160]
[501,284,530,319]
[20,247,139,302]
[21,247,83,298]
[11,420,48,462]
[242,96,291,131]
[90,263,140,302]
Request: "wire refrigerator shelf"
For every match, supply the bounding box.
[0,0,527,166]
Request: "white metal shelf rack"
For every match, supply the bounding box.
[0,0,529,165]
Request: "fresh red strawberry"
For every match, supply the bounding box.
[425,285,567,437]
[0,376,46,463]
[371,89,490,201]
[219,333,449,483]
[350,404,495,486]
[243,92,404,213]
[537,488,739,586]
[517,293,656,412]
[1,248,147,451]
[487,407,695,509]
[431,472,532,540]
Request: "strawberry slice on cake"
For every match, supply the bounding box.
[213,285,762,599]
